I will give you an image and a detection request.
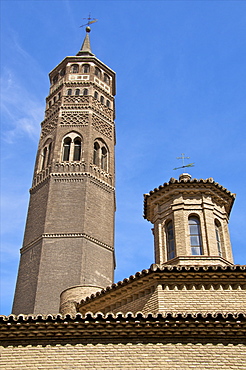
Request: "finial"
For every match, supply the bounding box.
[173,153,195,171]
[77,14,97,57]
[80,14,98,29]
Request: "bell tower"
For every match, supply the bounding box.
[144,173,235,266]
[12,27,116,314]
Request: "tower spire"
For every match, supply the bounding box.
[77,26,94,56]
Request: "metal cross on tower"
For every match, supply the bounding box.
[80,14,98,28]
[173,153,195,170]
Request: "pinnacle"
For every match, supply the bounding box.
[77,27,94,56]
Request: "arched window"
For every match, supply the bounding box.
[166,221,175,260]
[73,138,81,161]
[63,137,71,161]
[75,89,80,96]
[106,100,110,108]
[189,216,203,255]
[93,142,100,166]
[95,67,101,78]
[82,64,90,73]
[49,101,51,108]
[60,68,66,77]
[58,92,61,99]
[67,89,72,96]
[104,73,110,84]
[215,220,222,257]
[101,147,108,171]
[100,96,104,104]
[47,142,52,166]
[41,147,47,170]
[94,91,98,100]
[53,75,58,84]
[71,64,79,73]
[53,96,56,103]
[83,88,88,96]
[93,140,109,171]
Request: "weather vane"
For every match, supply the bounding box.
[173,153,195,170]
[80,14,98,28]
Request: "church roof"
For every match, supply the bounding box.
[1,312,245,341]
[144,176,236,220]
[77,264,246,309]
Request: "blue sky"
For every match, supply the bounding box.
[1,0,246,315]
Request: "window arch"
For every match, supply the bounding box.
[71,64,79,73]
[106,100,110,108]
[104,73,110,84]
[62,133,83,162]
[215,220,222,257]
[53,75,58,84]
[83,88,88,96]
[100,96,104,104]
[39,140,52,171]
[189,216,203,255]
[67,89,72,96]
[73,138,82,161]
[82,64,90,73]
[60,68,66,77]
[101,146,108,171]
[63,137,71,161]
[94,91,98,100]
[166,220,175,260]
[93,142,100,166]
[41,147,47,170]
[75,89,80,96]
[93,140,109,171]
[95,67,101,78]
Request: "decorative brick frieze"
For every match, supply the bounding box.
[60,111,89,125]
[92,113,113,139]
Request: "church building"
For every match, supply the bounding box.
[0,27,245,369]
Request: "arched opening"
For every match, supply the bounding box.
[94,91,98,100]
[82,64,90,73]
[189,216,203,255]
[47,142,52,166]
[67,89,72,96]
[71,64,79,73]
[63,137,71,161]
[100,96,104,104]
[166,220,175,260]
[73,138,82,161]
[41,147,47,170]
[104,73,110,84]
[106,100,110,108]
[215,220,222,257]
[83,88,88,96]
[93,142,100,166]
[75,89,80,96]
[95,67,101,78]
[101,146,108,171]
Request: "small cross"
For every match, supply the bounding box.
[80,14,98,28]
[177,153,190,167]
[173,153,195,171]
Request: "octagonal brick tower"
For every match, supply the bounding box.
[12,28,116,314]
[144,173,235,266]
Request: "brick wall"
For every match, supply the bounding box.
[1,340,245,369]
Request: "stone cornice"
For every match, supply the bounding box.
[21,232,113,253]
[1,312,245,341]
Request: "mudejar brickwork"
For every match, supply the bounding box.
[1,27,245,369]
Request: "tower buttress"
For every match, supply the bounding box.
[12,28,116,315]
[144,173,235,266]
